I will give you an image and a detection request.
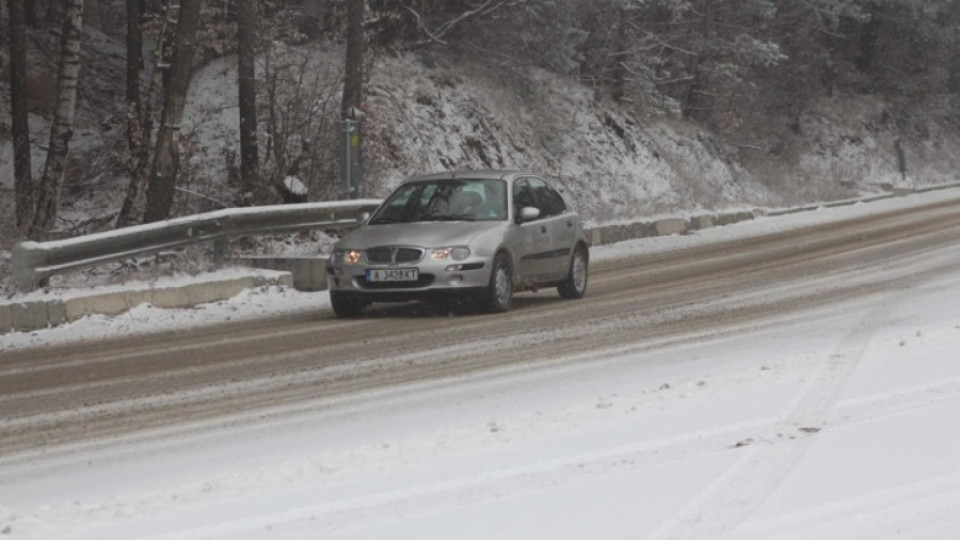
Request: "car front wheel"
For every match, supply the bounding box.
[483,253,514,313]
[558,244,588,299]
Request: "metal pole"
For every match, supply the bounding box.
[339,118,362,199]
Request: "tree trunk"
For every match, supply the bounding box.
[143,0,202,223]
[116,0,145,227]
[611,7,627,103]
[341,0,364,119]
[125,0,142,143]
[8,0,34,233]
[30,0,84,239]
[237,0,259,206]
[24,0,38,25]
[46,0,64,22]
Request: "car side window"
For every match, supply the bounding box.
[513,179,538,219]
[528,178,567,217]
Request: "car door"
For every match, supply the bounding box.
[512,178,552,283]
[527,177,574,280]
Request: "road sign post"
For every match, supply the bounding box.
[339,118,363,199]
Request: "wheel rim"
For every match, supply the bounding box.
[494,264,511,306]
[572,250,587,292]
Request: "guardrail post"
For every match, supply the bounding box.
[213,238,228,269]
[12,241,43,292]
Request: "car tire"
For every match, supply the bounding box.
[558,244,588,299]
[330,291,367,317]
[483,253,514,313]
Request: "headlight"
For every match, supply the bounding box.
[335,249,363,265]
[432,246,471,261]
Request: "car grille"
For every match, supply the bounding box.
[365,247,424,265]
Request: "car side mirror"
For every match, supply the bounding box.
[357,211,371,224]
[517,206,541,223]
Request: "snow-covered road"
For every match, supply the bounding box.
[2,191,960,539]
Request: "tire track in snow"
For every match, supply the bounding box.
[646,289,912,540]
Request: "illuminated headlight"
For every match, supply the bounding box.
[335,249,363,265]
[432,246,471,261]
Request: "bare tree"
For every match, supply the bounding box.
[143,0,202,223]
[116,0,152,227]
[8,0,34,233]
[31,0,84,238]
[125,0,143,149]
[237,0,259,205]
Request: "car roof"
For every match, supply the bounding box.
[403,169,533,183]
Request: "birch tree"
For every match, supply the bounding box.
[31,0,84,238]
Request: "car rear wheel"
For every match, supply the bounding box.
[483,253,514,313]
[330,291,367,317]
[558,244,588,299]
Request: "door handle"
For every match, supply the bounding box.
[567,221,573,228]
[541,226,547,234]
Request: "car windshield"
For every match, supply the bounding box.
[369,179,508,224]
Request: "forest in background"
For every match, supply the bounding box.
[3,0,960,242]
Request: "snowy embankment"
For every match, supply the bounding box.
[1,190,959,539]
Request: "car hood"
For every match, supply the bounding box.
[338,221,505,249]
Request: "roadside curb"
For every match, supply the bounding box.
[583,182,960,247]
[0,272,293,334]
[585,211,755,247]
[235,256,328,292]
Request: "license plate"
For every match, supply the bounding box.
[366,268,419,282]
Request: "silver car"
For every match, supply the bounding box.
[327,170,589,316]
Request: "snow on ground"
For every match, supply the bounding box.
[1,189,960,539]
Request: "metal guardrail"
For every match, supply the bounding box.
[11,200,383,291]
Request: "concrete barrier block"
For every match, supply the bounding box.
[64,298,86,322]
[47,300,67,327]
[600,224,630,245]
[254,272,293,288]
[586,228,601,246]
[187,277,253,305]
[717,211,756,225]
[236,257,326,291]
[690,215,716,230]
[0,304,15,334]
[656,218,689,237]
[11,302,50,332]
[294,259,327,291]
[595,226,612,246]
[125,290,154,310]
[628,221,654,240]
[66,292,130,321]
[150,286,192,309]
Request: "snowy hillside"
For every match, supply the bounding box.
[178,48,960,225]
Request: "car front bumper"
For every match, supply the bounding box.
[327,255,491,300]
